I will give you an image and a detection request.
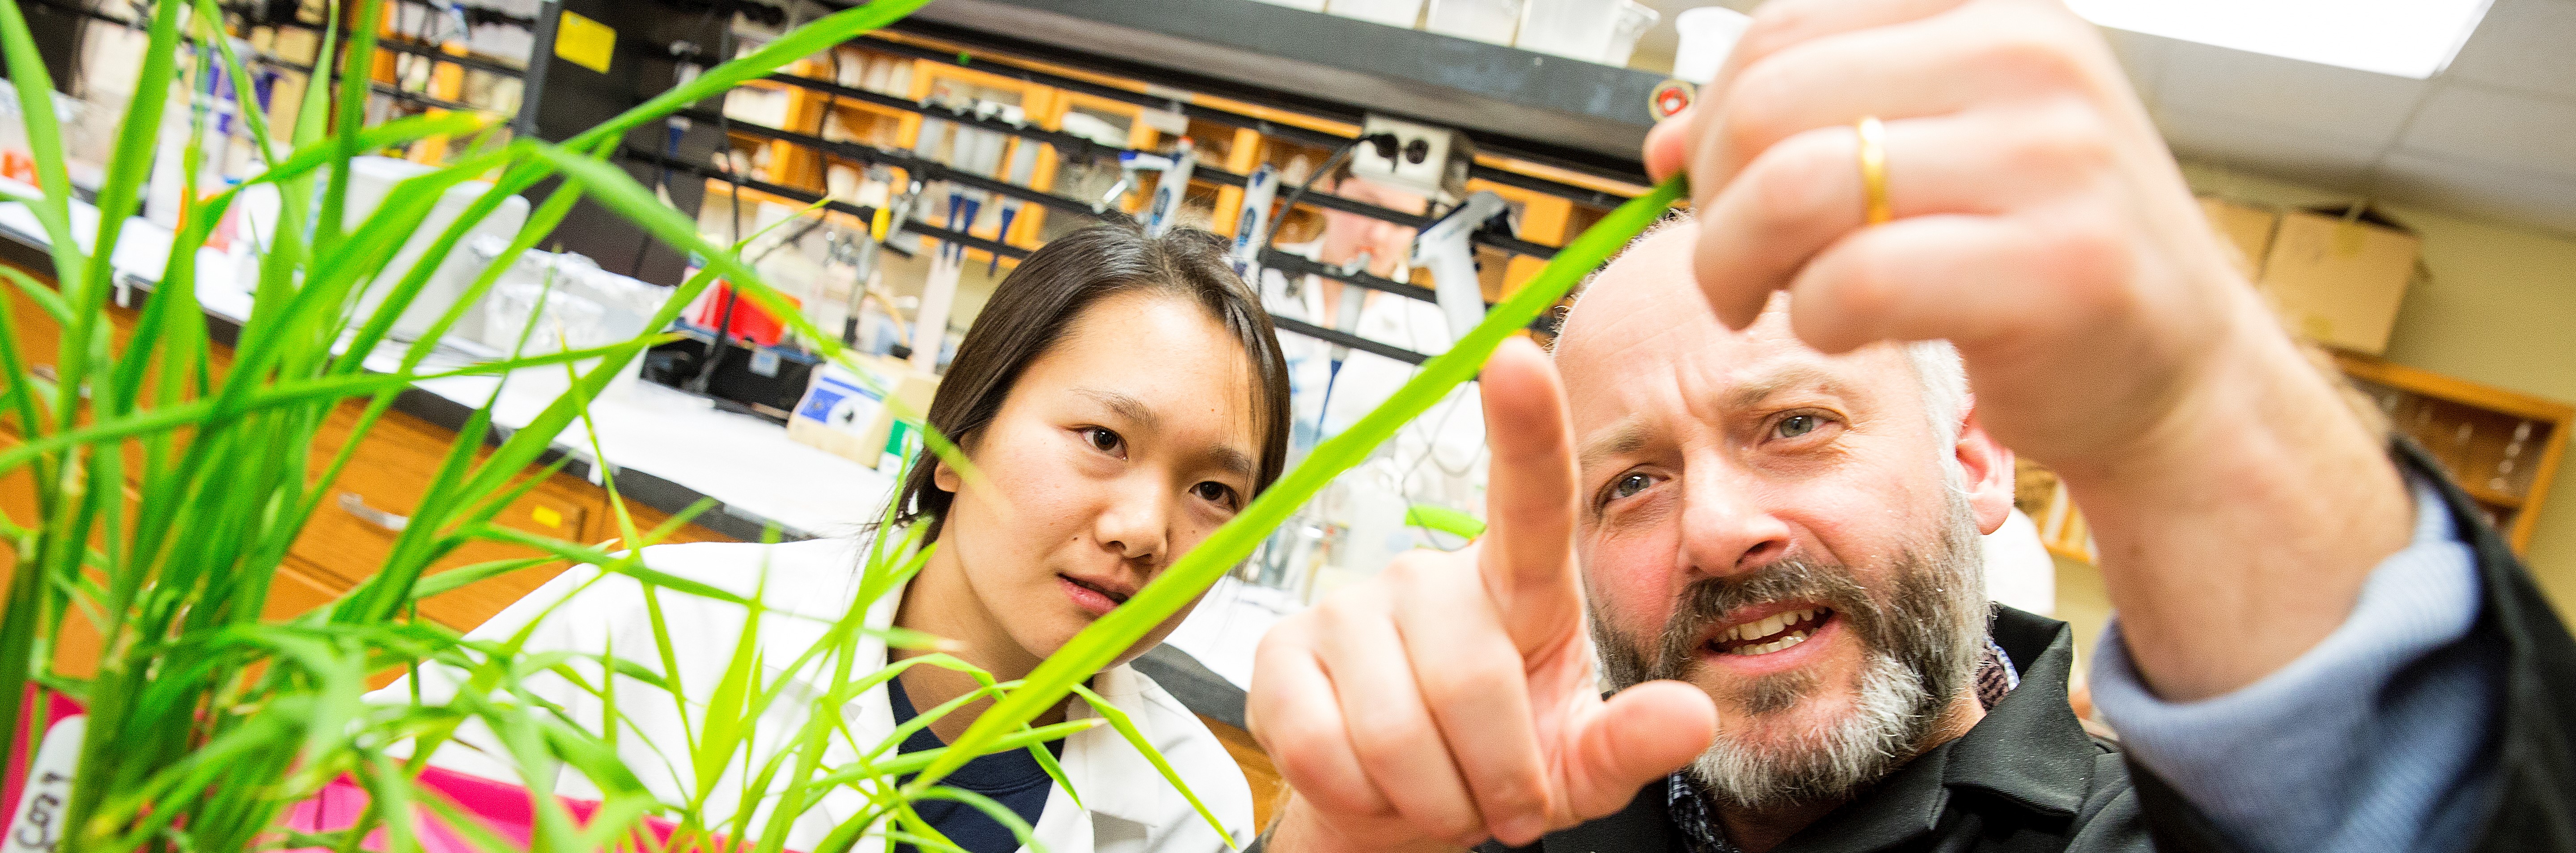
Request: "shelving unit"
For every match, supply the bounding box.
[671,25,1643,365]
[2020,354,2572,563]
[2336,352,2571,554]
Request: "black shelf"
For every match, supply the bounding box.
[891,0,1661,183]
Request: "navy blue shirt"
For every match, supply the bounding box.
[887,675,1061,853]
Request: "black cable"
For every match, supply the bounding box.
[686,9,747,396]
[630,41,703,278]
[748,215,829,265]
[1265,139,1353,255]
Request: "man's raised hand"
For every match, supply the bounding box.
[1246,339,1717,852]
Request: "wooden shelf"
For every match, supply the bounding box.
[2461,480,2529,510]
[2334,350,2570,554]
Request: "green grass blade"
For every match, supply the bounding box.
[1405,503,1486,540]
[71,0,185,330]
[913,176,1690,790]
[1070,684,1231,848]
[0,0,87,288]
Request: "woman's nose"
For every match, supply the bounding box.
[1093,477,1171,563]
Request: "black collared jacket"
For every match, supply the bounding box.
[1485,443,2576,853]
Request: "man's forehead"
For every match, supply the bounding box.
[1554,220,1914,434]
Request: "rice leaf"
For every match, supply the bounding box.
[913,176,1690,790]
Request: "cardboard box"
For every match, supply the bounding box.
[2257,207,2421,355]
[2197,197,2279,280]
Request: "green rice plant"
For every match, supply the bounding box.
[0,0,1689,843]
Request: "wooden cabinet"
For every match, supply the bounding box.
[2019,354,2572,562]
[296,404,600,631]
[2336,352,2570,554]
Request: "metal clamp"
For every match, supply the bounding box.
[338,492,411,532]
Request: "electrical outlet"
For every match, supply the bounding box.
[1350,115,1475,201]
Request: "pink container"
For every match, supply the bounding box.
[4,690,781,853]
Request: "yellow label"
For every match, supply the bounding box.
[531,505,565,529]
[554,10,616,75]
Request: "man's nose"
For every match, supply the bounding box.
[1676,462,1795,579]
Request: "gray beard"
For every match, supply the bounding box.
[1590,492,1987,812]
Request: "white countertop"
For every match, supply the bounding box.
[0,187,897,538]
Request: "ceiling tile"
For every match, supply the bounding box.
[2374,151,2576,237]
[2442,0,2576,100]
[2156,107,2385,191]
[2398,83,2576,177]
[2155,39,2432,144]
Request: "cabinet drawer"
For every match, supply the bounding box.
[295,408,590,632]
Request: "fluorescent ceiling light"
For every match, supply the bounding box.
[2066,0,2493,79]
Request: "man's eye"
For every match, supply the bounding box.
[1081,427,1124,455]
[1775,414,1821,439]
[1192,481,1239,509]
[1609,472,1655,501]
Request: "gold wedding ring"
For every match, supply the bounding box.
[1856,116,1891,225]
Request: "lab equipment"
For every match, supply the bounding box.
[1119,139,1198,236]
[1229,163,1280,280]
[1410,190,1513,342]
[1673,7,1756,84]
[231,156,532,343]
[1423,0,1519,44]
[1516,0,1657,64]
[1601,1,1660,66]
[1325,0,1423,27]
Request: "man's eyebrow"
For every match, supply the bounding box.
[1726,364,1855,410]
[1577,419,1647,471]
[1075,388,1159,430]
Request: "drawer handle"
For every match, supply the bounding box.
[338,492,410,532]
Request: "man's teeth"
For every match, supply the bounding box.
[1719,607,1825,655]
[1722,607,1821,642]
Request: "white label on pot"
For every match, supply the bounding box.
[6,714,84,853]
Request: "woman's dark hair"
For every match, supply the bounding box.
[893,220,1294,541]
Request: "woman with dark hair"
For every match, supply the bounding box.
[377,221,1292,853]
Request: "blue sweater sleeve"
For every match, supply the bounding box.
[2088,475,2504,853]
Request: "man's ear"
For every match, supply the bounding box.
[1956,409,2016,535]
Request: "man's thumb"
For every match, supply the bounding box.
[1562,681,1720,820]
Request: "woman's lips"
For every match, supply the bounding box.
[1057,574,1131,618]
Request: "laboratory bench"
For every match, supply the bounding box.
[0,190,895,647]
[0,197,1286,823]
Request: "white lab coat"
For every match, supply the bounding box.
[372,538,1254,853]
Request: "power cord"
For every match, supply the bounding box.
[686,13,747,396]
[1262,131,1396,257]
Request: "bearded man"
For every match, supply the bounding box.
[1240,0,2576,851]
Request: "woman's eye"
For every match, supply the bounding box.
[1774,414,1823,439]
[1608,472,1655,502]
[1080,427,1124,455]
[1191,481,1239,509]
